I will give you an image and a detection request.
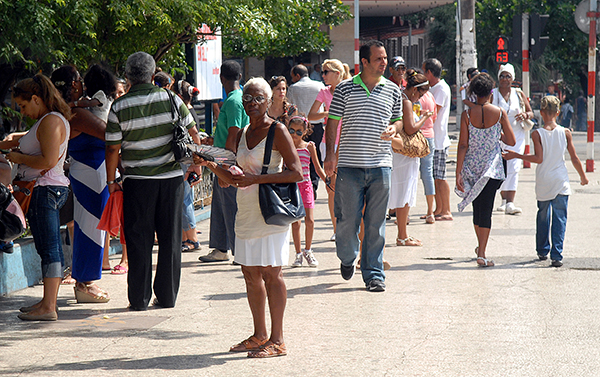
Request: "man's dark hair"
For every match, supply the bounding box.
[423,58,443,78]
[292,64,309,78]
[359,40,385,63]
[466,67,479,80]
[221,60,242,81]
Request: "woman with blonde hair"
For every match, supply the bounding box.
[5,74,72,320]
[308,59,350,241]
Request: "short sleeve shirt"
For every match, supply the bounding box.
[430,79,451,150]
[328,74,403,168]
[106,84,196,179]
[213,89,249,148]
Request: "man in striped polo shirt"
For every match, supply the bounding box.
[106,52,197,310]
[324,40,403,292]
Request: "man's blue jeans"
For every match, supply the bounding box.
[536,194,568,262]
[334,167,391,284]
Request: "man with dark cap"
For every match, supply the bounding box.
[388,56,407,90]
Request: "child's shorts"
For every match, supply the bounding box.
[298,180,315,209]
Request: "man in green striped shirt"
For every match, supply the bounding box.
[105,51,196,311]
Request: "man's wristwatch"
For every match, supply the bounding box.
[107,177,122,185]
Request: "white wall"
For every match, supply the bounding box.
[329,10,356,71]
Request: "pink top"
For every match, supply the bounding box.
[317,86,342,147]
[16,112,70,187]
[418,91,436,139]
[297,144,311,182]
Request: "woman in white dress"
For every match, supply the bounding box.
[491,63,533,215]
[194,77,302,358]
[390,70,433,246]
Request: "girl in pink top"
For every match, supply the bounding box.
[308,59,351,241]
[288,116,326,267]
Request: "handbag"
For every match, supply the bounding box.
[12,180,36,215]
[258,121,306,226]
[393,126,430,158]
[0,184,26,242]
[516,89,535,131]
[165,89,194,164]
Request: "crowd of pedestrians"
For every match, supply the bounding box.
[2,40,589,359]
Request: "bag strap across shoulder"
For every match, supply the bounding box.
[261,121,279,175]
[164,89,182,124]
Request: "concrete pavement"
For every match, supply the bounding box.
[1,131,599,376]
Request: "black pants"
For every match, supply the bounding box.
[307,122,324,196]
[472,178,503,229]
[208,175,237,254]
[123,176,183,309]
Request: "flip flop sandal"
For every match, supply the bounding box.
[425,214,435,224]
[477,257,494,267]
[247,342,287,358]
[111,265,128,274]
[182,240,200,252]
[229,336,268,352]
[396,236,422,246]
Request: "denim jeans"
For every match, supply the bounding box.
[334,167,391,284]
[182,180,196,231]
[419,137,435,196]
[27,185,69,278]
[536,194,568,262]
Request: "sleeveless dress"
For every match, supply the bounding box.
[388,94,420,209]
[455,110,505,212]
[234,126,290,266]
[296,143,314,209]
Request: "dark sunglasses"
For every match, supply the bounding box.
[288,128,303,136]
[499,74,512,80]
[242,94,267,104]
[321,70,331,76]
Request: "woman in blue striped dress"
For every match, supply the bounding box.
[51,65,113,303]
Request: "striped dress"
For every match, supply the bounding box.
[70,130,109,282]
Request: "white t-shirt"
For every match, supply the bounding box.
[429,79,451,150]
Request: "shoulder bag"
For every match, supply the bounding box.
[393,122,430,158]
[258,121,306,226]
[516,89,535,131]
[165,89,194,163]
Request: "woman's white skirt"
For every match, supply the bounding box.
[234,228,290,267]
[388,153,419,209]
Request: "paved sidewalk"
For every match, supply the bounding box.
[1,132,599,376]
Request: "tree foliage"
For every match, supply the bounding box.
[0,0,351,101]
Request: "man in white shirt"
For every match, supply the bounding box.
[423,58,453,221]
[288,64,325,194]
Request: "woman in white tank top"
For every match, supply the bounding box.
[3,74,71,321]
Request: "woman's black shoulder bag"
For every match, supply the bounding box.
[258,121,306,226]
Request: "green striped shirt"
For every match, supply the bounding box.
[106,83,196,179]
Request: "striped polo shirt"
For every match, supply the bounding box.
[328,74,403,168]
[106,83,196,179]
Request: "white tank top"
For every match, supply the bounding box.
[16,111,70,187]
[535,126,571,201]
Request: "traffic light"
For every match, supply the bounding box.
[530,14,549,59]
[495,36,509,64]
[509,15,522,62]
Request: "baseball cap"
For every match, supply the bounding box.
[391,56,406,70]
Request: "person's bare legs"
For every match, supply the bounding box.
[291,220,302,254]
[25,277,61,315]
[102,236,111,270]
[304,208,315,251]
[396,205,421,246]
[434,179,453,219]
[241,266,268,342]
[500,190,516,203]
[474,225,493,266]
[263,266,286,345]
